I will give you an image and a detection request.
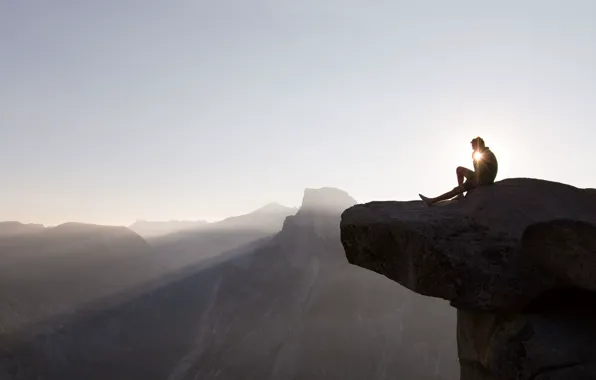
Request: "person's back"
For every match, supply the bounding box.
[473,145,498,185]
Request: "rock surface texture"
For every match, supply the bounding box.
[340,178,596,380]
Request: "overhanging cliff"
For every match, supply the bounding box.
[340,178,596,379]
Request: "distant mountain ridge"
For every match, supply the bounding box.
[0,222,45,237]
[129,203,297,238]
[129,219,208,238]
[0,201,295,337]
[147,202,297,272]
[211,203,297,231]
[0,222,155,334]
[0,202,296,336]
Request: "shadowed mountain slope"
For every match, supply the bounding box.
[0,223,157,334]
[147,203,297,272]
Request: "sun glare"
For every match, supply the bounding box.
[474,152,483,161]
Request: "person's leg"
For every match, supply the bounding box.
[455,167,476,200]
[420,184,466,205]
[457,166,475,184]
[419,167,477,205]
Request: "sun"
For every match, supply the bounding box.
[474,151,483,161]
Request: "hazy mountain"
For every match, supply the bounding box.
[0,204,296,337]
[129,220,208,238]
[181,188,458,379]
[0,222,45,238]
[0,223,160,334]
[299,187,358,213]
[204,202,298,231]
[2,188,458,380]
[129,202,296,239]
[148,202,297,272]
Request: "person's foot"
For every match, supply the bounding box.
[419,194,434,205]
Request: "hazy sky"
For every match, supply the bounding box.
[2,1,595,225]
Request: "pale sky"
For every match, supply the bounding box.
[1,0,595,226]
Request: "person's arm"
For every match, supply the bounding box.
[472,152,478,171]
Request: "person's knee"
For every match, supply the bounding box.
[456,166,466,175]
[463,180,478,191]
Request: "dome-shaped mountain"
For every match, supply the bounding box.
[299,187,357,214]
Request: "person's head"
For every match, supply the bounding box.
[470,136,485,151]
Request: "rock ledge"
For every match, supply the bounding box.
[340,178,596,379]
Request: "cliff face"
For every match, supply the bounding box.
[340,178,596,379]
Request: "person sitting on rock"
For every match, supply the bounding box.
[419,136,498,205]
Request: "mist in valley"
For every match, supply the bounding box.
[0,188,458,380]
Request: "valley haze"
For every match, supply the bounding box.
[0,187,458,380]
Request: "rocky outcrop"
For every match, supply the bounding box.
[340,178,596,380]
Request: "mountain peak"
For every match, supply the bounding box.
[299,187,357,214]
[253,202,296,214]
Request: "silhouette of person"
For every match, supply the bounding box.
[419,137,498,205]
